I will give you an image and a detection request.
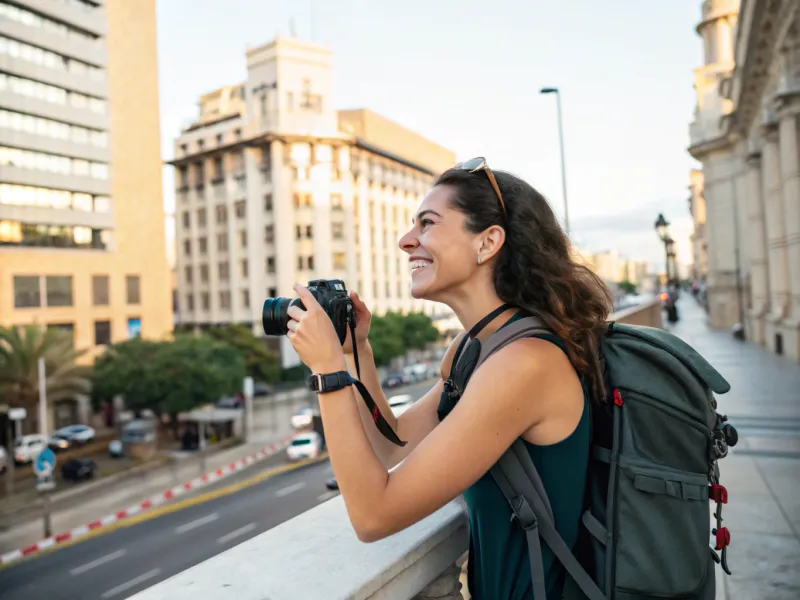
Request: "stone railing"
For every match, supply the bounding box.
[131,496,469,600]
[134,299,662,600]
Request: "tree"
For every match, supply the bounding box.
[92,335,245,435]
[0,324,92,432]
[402,312,440,350]
[617,280,637,295]
[368,312,405,367]
[206,324,279,383]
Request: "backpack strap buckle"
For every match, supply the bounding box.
[710,483,728,504]
[509,495,538,531]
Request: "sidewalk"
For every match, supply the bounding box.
[0,400,299,555]
[667,297,800,600]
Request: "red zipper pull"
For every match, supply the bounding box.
[613,389,623,406]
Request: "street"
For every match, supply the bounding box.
[0,458,337,600]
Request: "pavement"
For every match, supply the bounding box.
[0,457,337,600]
[664,296,800,600]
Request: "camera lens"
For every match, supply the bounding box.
[262,297,294,336]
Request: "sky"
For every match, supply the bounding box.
[154,0,705,272]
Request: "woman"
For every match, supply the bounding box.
[286,158,612,599]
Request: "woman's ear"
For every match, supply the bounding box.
[477,225,506,262]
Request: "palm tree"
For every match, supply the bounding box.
[0,324,92,434]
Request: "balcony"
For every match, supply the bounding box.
[136,299,662,600]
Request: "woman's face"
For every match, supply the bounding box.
[398,185,483,302]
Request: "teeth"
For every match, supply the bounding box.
[410,260,431,270]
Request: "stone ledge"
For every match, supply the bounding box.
[130,496,469,600]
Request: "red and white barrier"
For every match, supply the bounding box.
[0,436,293,567]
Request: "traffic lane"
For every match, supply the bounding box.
[0,459,336,600]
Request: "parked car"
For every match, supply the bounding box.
[381,373,406,390]
[388,394,414,417]
[13,434,48,464]
[286,431,323,462]
[108,440,124,458]
[49,433,72,452]
[0,446,7,474]
[61,458,97,481]
[290,407,314,430]
[325,477,339,490]
[54,425,96,445]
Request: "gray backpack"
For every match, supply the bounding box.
[458,316,737,600]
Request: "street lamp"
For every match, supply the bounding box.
[654,213,673,284]
[540,87,570,236]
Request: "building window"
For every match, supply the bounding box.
[186,294,194,311]
[239,230,247,248]
[264,194,273,211]
[219,262,229,279]
[306,225,313,238]
[184,266,193,283]
[268,287,277,298]
[198,237,207,254]
[308,256,315,270]
[216,205,227,223]
[296,225,302,240]
[332,222,344,239]
[241,289,250,309]
[265,225,274,243]
[92,275,109,306]
[197,208,206,227]
[266,257,275,273]
[213,157,223,180]
[240,259,248,278]
[127,318,141,339]
[234,200,246,218]
[331,194,343,210]
[297,256,304,270]
[47,322,74,346]
[200,264,209,282]
[219,291,231,309]
[182,211,190,229]
[46,275,72,307]
[183,239,191,256]
[217,233,228,251]
[94,320,111,345]
[126,275,141,305]
[201,292,210,310]
[13,275,40,308]
[333,252,346,270]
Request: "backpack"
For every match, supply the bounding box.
[446,315,737,600]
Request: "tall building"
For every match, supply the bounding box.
[687,0,800,360]
[0,0,172,362]
[170,37,455,367]
[688,168,709,283]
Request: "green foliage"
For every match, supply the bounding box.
[92,334,245,418]
[368,311,440,367]
[0,325,91,426]
[617,280,637,295]
[206,324,279,383]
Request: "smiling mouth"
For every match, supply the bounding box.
[410,260,432,272]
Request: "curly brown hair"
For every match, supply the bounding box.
[434,167,612,401]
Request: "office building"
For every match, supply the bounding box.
[170,37,455,367]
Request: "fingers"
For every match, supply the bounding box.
[286,304,306,321]
[293,283,319,308]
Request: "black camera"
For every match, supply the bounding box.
[262,279,355,345]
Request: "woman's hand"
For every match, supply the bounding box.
[286,284,348,374]
[342,290,372,354]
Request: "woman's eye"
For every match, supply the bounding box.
[421,219,434,228]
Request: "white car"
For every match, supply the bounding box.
[290,407,314,430]
[54,424,95,444]
[14,434,48,464]
[286,432,323,462]
[0,446,7,473]
[388,394,414,417]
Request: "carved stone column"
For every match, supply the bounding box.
[745,144,771,346]
[414,564,465,600]
[760,121,790,352]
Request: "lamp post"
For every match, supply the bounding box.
[654,213,671,284]
[540,87,570,236]
[655,213,679,323]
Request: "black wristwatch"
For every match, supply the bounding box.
[309,370,354,394]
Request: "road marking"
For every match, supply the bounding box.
[217,523,256,544]
[317,491,338,502]
[275,482,306,497]
[174,512,219,534]
[101,568,161,598]
[70,549,127,575]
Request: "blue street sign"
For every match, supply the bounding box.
[34,447,56,477]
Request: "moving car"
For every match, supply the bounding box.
[388,394,414,417]
[13,434,47,464]
[61,458,97,481]
[290,407,314,430]
[286,431,323,462]
[54,424,96,445]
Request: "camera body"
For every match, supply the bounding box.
[262,279,354,344]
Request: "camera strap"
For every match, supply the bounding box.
[348,318,408,447]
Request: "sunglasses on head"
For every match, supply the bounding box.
[455,157,507,217]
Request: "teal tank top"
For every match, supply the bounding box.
[461,313,591,600]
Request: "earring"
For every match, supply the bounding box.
[477,256,483,265]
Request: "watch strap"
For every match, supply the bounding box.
[309,370,353,393]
